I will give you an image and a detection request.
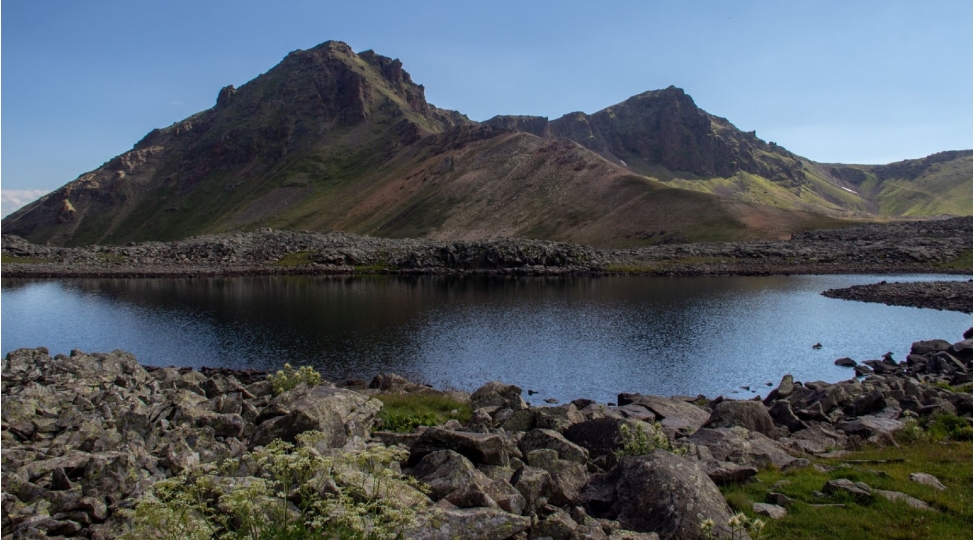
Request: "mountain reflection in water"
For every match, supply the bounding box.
[2,274,970,404]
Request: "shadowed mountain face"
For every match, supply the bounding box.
[3,41,971,247]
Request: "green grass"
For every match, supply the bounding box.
[1,254,54,264]
[375,392,472,433]
[937,249,973,271]
[273,251,317,267]
[718,438,973,539]
[353,262,393,273]
[97,252,128,264]
[603,256,732,274]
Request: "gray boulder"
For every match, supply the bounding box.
[616,394,709,436]
[686,427,801,470]
[404,506,531,540]
[520,428,589,464]
[252,385,381,447]
[411,450,491,500]
[410,427,513,467]
[581,451,741,539]
[702,400,779,437]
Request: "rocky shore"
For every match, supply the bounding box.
[822,280,973,313]
[2,328,972,539]
[2,217,971,278]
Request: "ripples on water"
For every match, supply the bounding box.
[2,274,970,404]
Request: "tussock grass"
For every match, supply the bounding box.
[375,393,471,433]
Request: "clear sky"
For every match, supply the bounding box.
[2,0,972,216]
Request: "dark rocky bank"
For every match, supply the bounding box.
[822,280,973,313]
[2,328,972,539]
[2,217,971,278]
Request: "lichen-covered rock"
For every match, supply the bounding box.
[581,450,741,539]
[520,428,589,464]
[410,450,491,500]
[410,427,513,467]
[702,400,779,437]
[404,506,531,540]
[616,394,709,436]
[686,427,801,470]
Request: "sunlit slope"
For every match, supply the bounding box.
[823,150,973,217]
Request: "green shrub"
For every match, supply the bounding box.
[121,433,423,540]
[615,422,687,457]
[929,414,974,442]
[268,364,322,396]
[375,393,471,433]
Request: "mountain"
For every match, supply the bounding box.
[3,41,971,248]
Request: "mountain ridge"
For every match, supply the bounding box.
[4,40,971,248]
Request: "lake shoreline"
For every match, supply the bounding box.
[3,217,971,279]
[2,329,971,539]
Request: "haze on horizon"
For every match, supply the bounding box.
[2,0,972,217]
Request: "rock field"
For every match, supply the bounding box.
[2,327,971,539]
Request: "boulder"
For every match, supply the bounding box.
[822,478,872,500]
[532,506,578,540]
[581,451,740,539]
[443,483,499,509]
[752,502,787,519]
[909,472,946,491]
[410,428,513,467]
[252,385,381,447]
[834,357,857,367]
[369,372,426,393]
[471,381,528,412]
[533,404,586,433]
[767,400,807,433]
[410,450,491,500]
[873,489,935,511]
[911,340,952,356]
[525,449,589,506]
[616,394,709,435]
[834,416,903,445]
[565,417,631,458]
[686,427,801,470]
[520,429,589,464]
[511,465,553,513]
[482,479,527,515]
[701,400,778,437]
[404,506,531,540]
[781,425,849,455]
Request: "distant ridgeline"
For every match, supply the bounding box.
[3,40,971,248]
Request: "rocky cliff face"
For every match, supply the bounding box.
[547,87,805,184]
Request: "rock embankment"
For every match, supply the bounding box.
[2,329,971,539]
[2,217,971,277]
[822,280,973,313]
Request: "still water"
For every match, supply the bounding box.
[2,274,970,404]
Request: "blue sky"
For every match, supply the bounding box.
[2,0,972,216]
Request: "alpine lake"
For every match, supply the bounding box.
[2,273,970,405]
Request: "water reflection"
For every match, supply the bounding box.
[2,274,970,404]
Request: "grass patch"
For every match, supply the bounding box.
[1,254,54,264]
[273,250,316,267]
[937,249,973,271]
[353,263,393,273]
[603,257,731,274]
[718,438,973,539]
[97,252,128,264]
[375,393,472,433]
